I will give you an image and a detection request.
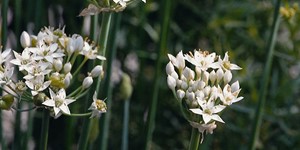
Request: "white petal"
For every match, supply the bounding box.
[190,108,203,115]
[211,114,225,123]
[230,64,242,70]
[60,104,71,115]
[212,105,226,113]
[202,113,212,124]
[42,100,55,107]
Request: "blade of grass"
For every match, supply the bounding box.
[121,99,130,150]
[249,0,281,149]
[144,0,173,149]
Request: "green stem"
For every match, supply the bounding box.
[72,57,88,77]
[144,0,172,149]
[65,112,92,117]
[249,0,281,150]
[39,109,50,150]
[188,128,201,150]
[77,12,112,150]
[99,12,119,150]
[121,99,130,150]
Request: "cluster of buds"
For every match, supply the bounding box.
[166,50,243,142]
[79,0,146,16]
[0,27,107,118]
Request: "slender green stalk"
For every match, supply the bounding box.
[144,0,172,149]
[77,12,112,150]
[39,109,50,150]
[99,12,120,150]
[188,128,201,150]
[249,0,281,150]
[121,99,130,150]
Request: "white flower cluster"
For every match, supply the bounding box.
[166,50,243,140]
[0,27,107,118]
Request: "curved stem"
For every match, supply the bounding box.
[64,112,92,117]
[39,109,50,150]
[249,0,281,150]
[11,106,36,112]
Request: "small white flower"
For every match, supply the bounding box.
[88,92,107,118]
[0,48,12,65]
[25,75,51,96]
[211,52,242,71]
[20,31,31,48]
[167,51,185,71]
[185,50,216,71]
[10,48,33,71]
[80,42,106,60]
[0,67,14,86]
[113,0,130,7]
[219,81,243,105]
[23,62,51,80]
[42,88,75,117]
[190,98,226,124]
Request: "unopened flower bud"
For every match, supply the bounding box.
[183,67,195,81]
[195,67,202,80]
[202,71,210,84]
[72,34,84,52]
[181,81,188,90]
[91,65,103,78]
[209,70,216,84]
[166,62,175,75]
[82,76,93,89]
[176,89,185,100]
[119,73,133,100]
[216,69,224,83]
[167,75,176,91]
[0,94,14,110]
[33,93,47,106]
[64,73,72,88]
[223,70,232,84]
[53,59,63,72]
[64,62,72,73]
[20,31,31,48]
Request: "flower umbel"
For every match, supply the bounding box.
[166,49,243,143]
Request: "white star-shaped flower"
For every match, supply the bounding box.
[185,50,216,71]
[42,88,75,117]
[10,48,33,71]
[190,98,226,124]
[211,52,242,71]
[88,92,107,118]
[25,75,51,96]
[80,42,106,60]
[219,81,243,105]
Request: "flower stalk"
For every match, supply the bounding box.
[39,109,50,150]
[144,0,172,149]
[249,0,282,149]
[189,128,201,150]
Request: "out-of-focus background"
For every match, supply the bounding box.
[1,0,300,149]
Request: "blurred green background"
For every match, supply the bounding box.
[1,0,300,149]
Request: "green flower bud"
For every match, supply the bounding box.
[119,73,133,100]
[33,93,47,106]
[0,94,14,110]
